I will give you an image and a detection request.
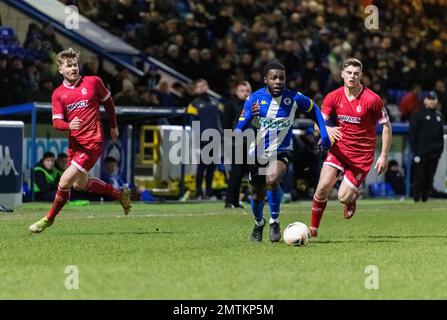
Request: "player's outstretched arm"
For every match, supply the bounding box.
[374,121,392,175]
[103,96,119,141]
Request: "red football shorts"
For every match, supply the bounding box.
[67,140,102,173]
[323,151,372,190]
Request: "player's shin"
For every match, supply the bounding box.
[267,186,282,223]
[250,196,265,225]
[310,195,328,230]
[46,187,71,222]
[85,178,121,199]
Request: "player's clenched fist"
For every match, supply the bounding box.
[69,117,83,130]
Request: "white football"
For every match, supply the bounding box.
[283,222,310,246]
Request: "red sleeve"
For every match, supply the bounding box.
[52,91,65,121]
[374,98,389,124]
[103,97,117,128]
[53,118,70,130]
[95,76,111,102]
[321,92,335,120]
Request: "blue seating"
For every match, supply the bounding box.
[0,27,15,40]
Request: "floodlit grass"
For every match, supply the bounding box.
[1,199,446,299]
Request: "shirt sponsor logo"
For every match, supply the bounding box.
[67,100,89,111]
[338,115,361,124]
[259,118,291,130]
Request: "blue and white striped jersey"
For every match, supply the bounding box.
[236,87,315,158]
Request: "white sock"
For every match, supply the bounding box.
[269,217,279,224]
[256,219,265,227]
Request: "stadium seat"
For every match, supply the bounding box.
[0,27,15,41]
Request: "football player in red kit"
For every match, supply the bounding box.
[309,58,392,237]
[29,48,131,233]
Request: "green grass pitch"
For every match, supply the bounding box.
[1,199,446,299]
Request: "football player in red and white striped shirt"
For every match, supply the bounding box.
[29,48,131,233]
[309,58,392,237]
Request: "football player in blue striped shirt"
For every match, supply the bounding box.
[235,61,331,242]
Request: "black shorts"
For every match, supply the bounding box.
[249,151,293,186]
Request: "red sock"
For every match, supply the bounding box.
[85,178,121,199]
[310,196,328,229]
[46,187,70,222]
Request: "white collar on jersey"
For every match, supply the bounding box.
[63,76,82,89]
[344,84,363,102]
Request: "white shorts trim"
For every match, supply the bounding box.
[323,161,345,172]
[71,160,88,173]
[343,175,359,191]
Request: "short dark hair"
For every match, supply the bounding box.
[263,60,285,77]
[57,153,67,159]
[43,151,55,159]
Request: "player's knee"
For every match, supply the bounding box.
[58,177,72,190]
[266,177,279,189]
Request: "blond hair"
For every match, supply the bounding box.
[56,48,80,67]
[342,58,363,70]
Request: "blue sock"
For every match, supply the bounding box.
[267,187,282,220]
[250,196,265,222]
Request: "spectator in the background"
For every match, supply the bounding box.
[222,81,252,208]
[23,59,40,98]
[33,152,59,201]
[101,156,126,191]
[399,84,421,122]
[434,80,447,119]
[8,56,29,104]
[385,160,405,196]
[155,80,174,106]
[187,79,224,199]
[55,153,68,176]
[183,48,204,80]
[41,22,63,53]
[137,65,161,91]
[0,54,10,106]
[409,91,445,202]
[35,78,54,102]
[114,79,139,106]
